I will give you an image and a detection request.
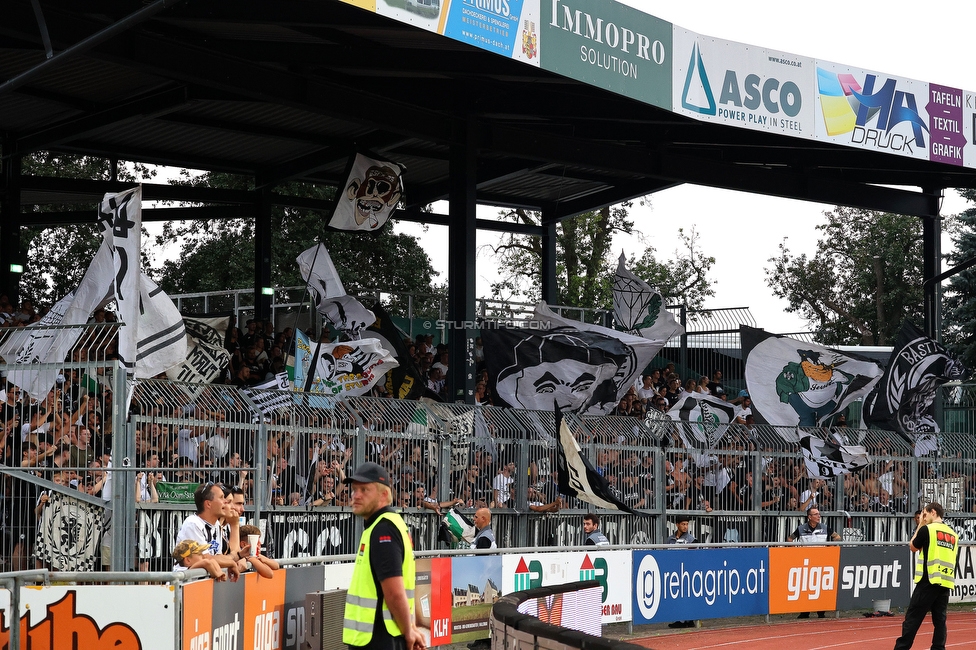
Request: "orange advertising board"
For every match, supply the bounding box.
[242,571,288,649]
[768,546,841,614]
[182,579,215,650]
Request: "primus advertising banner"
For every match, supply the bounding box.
[541,0,671,109]
[631,548,768,624]
[503,551,632,624]
[672,29,814,139]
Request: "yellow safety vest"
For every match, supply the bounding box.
[913,521,958,588]
[343,511,416,646]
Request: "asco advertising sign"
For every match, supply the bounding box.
[672,29,814,139]
[632,548,768,624]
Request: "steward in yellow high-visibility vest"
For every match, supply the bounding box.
[342,462,422,650]
[893,502,959,650]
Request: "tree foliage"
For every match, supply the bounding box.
[765,206,924,345]
[14,158,438,314]
[19,153,155,305]
[155,172,440,314]
[489,204,715,311]
[944,188,976,368]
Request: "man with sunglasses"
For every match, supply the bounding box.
[788,506,840,618]
[174,482,243,580]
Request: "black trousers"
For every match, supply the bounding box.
[892,581,950,650]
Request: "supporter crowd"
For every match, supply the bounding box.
[0,306,969,571]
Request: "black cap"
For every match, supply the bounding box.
[675,515,691,524]
[343,462,391,486]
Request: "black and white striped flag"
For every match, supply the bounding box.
[243,372,292,415]
[799,433,870,477]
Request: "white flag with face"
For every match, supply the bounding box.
[327,152,404,232]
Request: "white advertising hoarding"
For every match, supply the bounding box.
[672,28,815,139]
[503,550,632,624]
[0,585,176,649]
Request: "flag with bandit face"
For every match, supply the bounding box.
[799,433,871,477]
[612,252,684,340]
[327,152,404,232]
[862,320,967,445]
[307,338,398,397]
[666,392,738,448]
[483,302,665,416]
[741,326,883,427]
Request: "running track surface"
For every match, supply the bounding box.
[631,612,976,650]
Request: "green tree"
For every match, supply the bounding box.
[490,205,715,312]
[765,206,925,345]
[629,227,716,312]
[944,188,976,368]
[155,172,440,315]
[17,153,155,305]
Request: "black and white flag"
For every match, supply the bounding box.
[0,239,115,400]
[133,275,187,379]
[361,303,425,400]
[296,243,375,337]
[483,302,666,416]
[243,371,292,415]
[166,315,232,385]
[612,252,684,340]
[666,392,738,448]
[862,320,966,447]
[799,433,871,477]
[101,186,142,372]
[327,152,404,232]
[741,326,883,427]
[33,492,102,571]
[555,408,639,515]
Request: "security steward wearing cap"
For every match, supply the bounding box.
[893,501,959,650]
[343,462,424,650]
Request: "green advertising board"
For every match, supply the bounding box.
[541,0,671,109]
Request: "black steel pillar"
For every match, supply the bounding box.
[254,185,273,323]
[447,119,478,404]
[921,187,942,339]
[1,150,22,307]
[541,211,558,304]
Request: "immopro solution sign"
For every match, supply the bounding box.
[631,548,768,624]
[541,0,671,109]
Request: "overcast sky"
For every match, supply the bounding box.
[396,1,976,334]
